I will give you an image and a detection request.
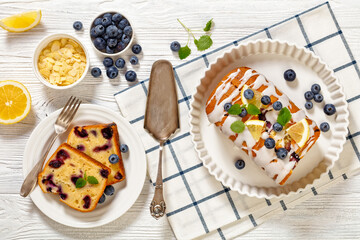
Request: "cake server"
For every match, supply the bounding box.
[144,60,179,219]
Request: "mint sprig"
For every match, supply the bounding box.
[277,107,292,126]
[179,45,191,60]
[194,35,213,51]
[230,120,245,133]
[75,171,99,188]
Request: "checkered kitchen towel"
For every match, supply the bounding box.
[115,2,360,239]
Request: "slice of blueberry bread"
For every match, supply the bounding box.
[67,123,125,185]
[38,143,111,212]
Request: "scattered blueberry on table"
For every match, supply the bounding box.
[115,58,125,69]
[244,89,254,100]
[73,21,83,30]
[104,185,115,196]
[125,70,137,82]
[98,194,106,204]
[132,44,142,54]
[320,122,330,132]
[284,69,296,81]
[314,93,323,103]
[304,91,314,100]
[224,103,232,111]
[235,159,245,170]
[273,101,282,111]
[91,67,102,77]
[305,101,313,110]
[130,56,138,65]
[311,83,321,94]
[324,103,336,115]
[261,95,271,105]
[106,66,118,79]
[276,148,288,159]
[170,41,181,52]
[264,138,275,149]
[120,144,129,153]
[109,154,119,164]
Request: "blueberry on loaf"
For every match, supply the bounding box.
[38,143,111,212]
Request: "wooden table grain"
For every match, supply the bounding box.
[1,0,359,239]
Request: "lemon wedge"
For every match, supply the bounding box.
[286,118,310,148]
[240,85,262,108]
[0,80,31,124]
[0,10,42,32]
[245,120,265,141]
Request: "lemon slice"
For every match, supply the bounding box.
[286,118,310,147]
[240,85,262,108]
[0,80,31,124]
[245,120,265,141]
[0,10,42,32]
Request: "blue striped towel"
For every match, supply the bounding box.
[115,2,360,239]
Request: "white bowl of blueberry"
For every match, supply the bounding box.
[90,12,134,56]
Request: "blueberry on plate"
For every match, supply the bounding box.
[90,27,98,38]
[104,185,115,196]
[116,29,123,39]
[264,138,275,149]
[320,122,330,132]
[311,84,321,94]
[94,25,105,36]
[235,159,245,170]
[118,18,129,29]
[132,44,142,54]
[103,13,113,19]
[224,103,232,111]
[124,26,132,36]
[314,93,323,103]
[273,122,283,132]
[284,69,296,81]
[112,13,122,23]
[94,17,103,26]
[305,101,313,110]
[273,101,282,111]
[170,41,181,52]
[130,56,138,65]
[98,194,106,204]
[276,148,288,159]
[106,66,118,79]
[93,37,106,50]
[304,91,314,100]
[239,107,247,117]
[103,57,114,68]
[120,144,129,153]
[115,58,125,69]
[91,67,102,77]
[324,103,336,115]
[73,21,83,30]
[244,89,254,100]
[101,16,112,27]
[121,34,131,44]
[107,38,117,48]
[261,95,271,105]
[109,154,119,164]
[106,25,118,38]
[125,70,137,82]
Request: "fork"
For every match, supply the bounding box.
[20,96,82,198]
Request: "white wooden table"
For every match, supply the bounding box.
[1,0,359,239]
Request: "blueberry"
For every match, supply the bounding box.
[106,46,114,54]
[103,13,113,19]
[124,26,132,36]
[73,21,83,30]
[109,154,119,164]
[170,41,181,52]
[273,122,283,132]
[103,57,114,68]
[305,101,313,110]
[115,58,125,69]
[121,34,130,44]
[273,101,282,111]
[98,194,106,204]
[106,25,118,38]
[116,41,126,52]
[125,70,137,82]
[103,34,109,41]
[112,13,122,23]
[118,18,129,29]
[106,66,118,79]
[324,103,336,115]
[101,16,112,27]
[235,159,245,170]
[94,17,102,26]
[104,185,115,196]
[107,38,117,48]
[224,103,232,111]
[244,89,254,100]
[132,44,142,54]
[94,25,105,36]
[130,56,138,65]
[91,67,102,77]
[304,91,314,100]
[239,107,247,117]
[311,84,321,94]
[261,95,271,105]
[120,144,129,153]
[93,37,106,50]
[276,148,288,159]
[264,138,275,149]
[314,93,323,103]
[284,69,296,81]
[320,122,330,132]
[90,27,98,38]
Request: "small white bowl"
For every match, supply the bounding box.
[33,33,90,90]
[89,11,134,57]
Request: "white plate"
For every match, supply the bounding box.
[189,39,349,198]
[23,104,147,228]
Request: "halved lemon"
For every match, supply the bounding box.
[240,85,262,108]
[286,118,310,148]
[0,10,42,33]
[0,80,31,124]
[245,120,265,141]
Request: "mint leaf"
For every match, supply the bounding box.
[179,45,191,60]
[227,104,242,115]
[203,19,213,31]
[247,104,261,115]
[277,107,292,126]
[75,178,86,188]
[194,35,213,51]
[230,120,245,133]
[87,176,99,185]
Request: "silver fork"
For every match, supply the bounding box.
[20,96,82,198]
